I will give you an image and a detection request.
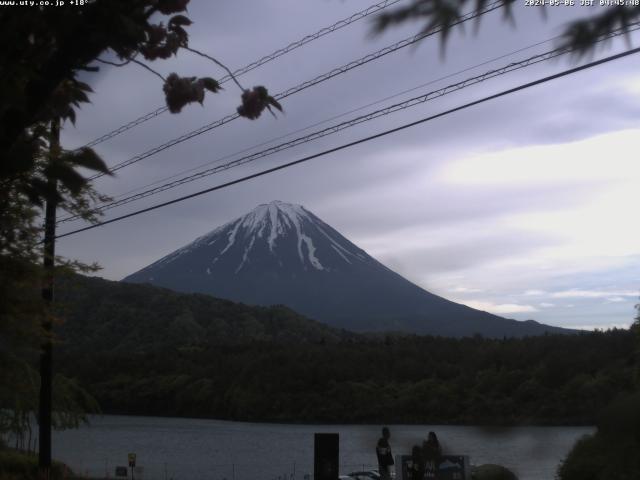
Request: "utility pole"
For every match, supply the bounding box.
[39,117,60,479]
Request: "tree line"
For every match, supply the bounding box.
[56,327,637,426]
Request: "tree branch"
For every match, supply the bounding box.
[131,58,166,82]
[182,46,245,91]
[96,56,165,82]
[95,57,133,67]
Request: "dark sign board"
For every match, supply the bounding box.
[314,433,339,480]
[398,454,469,480]
[115,466,129,477]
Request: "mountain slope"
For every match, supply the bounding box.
[123,201,570,337]
[55,275,351,353]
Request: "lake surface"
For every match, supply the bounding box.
[52,415,593,480]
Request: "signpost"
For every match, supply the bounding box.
[128,453,137,480]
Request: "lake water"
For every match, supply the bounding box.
[51,415,593,480]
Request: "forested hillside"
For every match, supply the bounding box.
[57,326,637,425]
[55,275,352,352]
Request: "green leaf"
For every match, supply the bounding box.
[157,0,190,15]
[169,25,188,44]
[200,77,221,93]
[62,106,76,126]
[74,81,93,94]
[169,14,192,27]
[62,147,111,175]
[21,179,48,205]
[72,88,90,105]
[268,97,283,112]
[45,162,86,195]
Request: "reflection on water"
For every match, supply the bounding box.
[52,415,593,480]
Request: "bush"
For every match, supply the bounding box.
[558,392,640,480]
[0,450,70,480]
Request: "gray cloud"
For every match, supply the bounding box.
[376,229,557,276]
[55,2,640,330]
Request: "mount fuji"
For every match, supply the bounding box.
[123,201,569,337]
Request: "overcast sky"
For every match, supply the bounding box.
[57,1,640,330]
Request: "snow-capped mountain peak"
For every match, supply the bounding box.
[135,201,369,279]
[236,200,315,253]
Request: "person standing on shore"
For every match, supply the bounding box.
[422,431,442,479]
[410,444,425,480]
[376,426,394,480]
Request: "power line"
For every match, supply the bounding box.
[55,46,640,240]
[87,0,504,180]
[92,34,564,204]
[58,47,573,222]
[58,24,637,225]
[78,0,405,150]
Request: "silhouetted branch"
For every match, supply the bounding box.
[183,46,245,91]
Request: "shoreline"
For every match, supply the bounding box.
[80,411,597,429]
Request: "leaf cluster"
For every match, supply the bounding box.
[0,0,194,158]
[561,6,640,56]
[373,1,640,56]
[140,14,191,60]
[0,360,100,444]
[237,86,283,120]
[0,120,111,262]
[163,73,221,113]
[373,0,516,52]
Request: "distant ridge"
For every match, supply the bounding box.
[124,201,572,337]
[56,275,350,353]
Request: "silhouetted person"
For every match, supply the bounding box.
[376,426,394,480]
[410,444,425,480]
[422,431,442,479]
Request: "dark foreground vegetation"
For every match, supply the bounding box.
[0,445,71,480]
[558,392,640,480]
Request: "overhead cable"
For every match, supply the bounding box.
[58,23,638,224]
[94,34,566,204]
[55,46,640,240]
[88,0,505,180]
[78,0,405,150]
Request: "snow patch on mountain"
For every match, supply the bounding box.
[220,219,241,256]
[331,244,352,264]
[236,235,256,274]
[315,223,363,263]
[267,205,280,251]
